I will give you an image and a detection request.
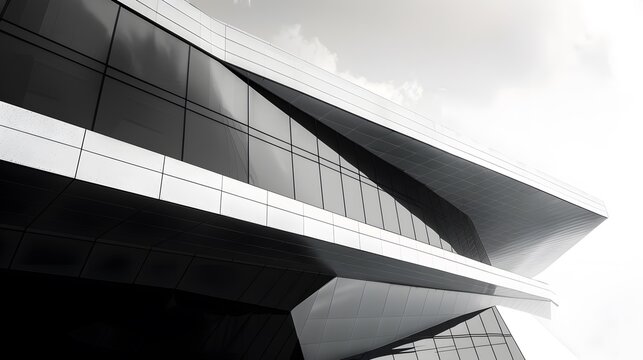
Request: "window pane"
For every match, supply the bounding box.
[412,213,429,244]
[450,322,469,336]
[187,48,248,124]
[183,110,248,182]
[249,137,293,197]
[0,33,101,128]
[437,350,459,360]
[338,137,358,173]
[456,348,478,360]
[109,9,188,95]
[441,239,453,252]
[4,0,118,61]
[94,77,184,159]
[492,344,513,360]
[396,201,416,239]
[379,190,400,234]
[293,155,322,208]
[416,350,440,360]
[475,346,496,360]
[342,174,364,222]
[480,309,501,334]
[249,88,290,142]
[320,166,345,216]
[473,336,491,346]
[506,337,525,360]
[427,226,441,248]
[317,126,339,164]
[291,116,317,154]
[362,184,383,228]
[466,315,486,335]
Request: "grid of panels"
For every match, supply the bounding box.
[0,0,491,264]
[365,307,525,360]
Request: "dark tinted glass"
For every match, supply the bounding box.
[249,137,293,197]
[291,116,317,154]
[109,9,188,95]
[320,166,344,216]
[188,48,248,124]
[379,190,400,234]
[342,174,364,222]
[338,137,359,173]
[362,184,383,228]
[317,126,339,164]
[396,201,416,239]
[94,77,184,159]
[4,0,119,61]
[293,155,322,207]
[183,110,248,182]
[0,33,101,128]
[249,88,290,142]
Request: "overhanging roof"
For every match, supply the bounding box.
[124,0,607,277]
[244,73,606,277]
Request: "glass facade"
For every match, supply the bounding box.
[0,0,490,264]
[354,307,525,360]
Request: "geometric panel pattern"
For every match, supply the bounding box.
[291,278,548,360]
[351,307,525,360]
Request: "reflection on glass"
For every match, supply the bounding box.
[361,308,524,360]
[4,0,119,61]
[412,213,429,244]
[320,166,345,216]
[396,201,416,239]
[317,126,340,164]
[362,184,383,228]
[427,226,442,248]
[342,174,365,222]
[188,48,248,124]
[293,155,323,207]
[0,0,493,265]
[249,88,290,142]
[183,110,248,182]
[379,190,400,234]
[291,116,317,154]
[94,77,184,159]
[109,9,188,95]
[249,137,293,198]
[0,32,101,129]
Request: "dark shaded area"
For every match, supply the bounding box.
[0,270,304,359]
[5,159,532,301]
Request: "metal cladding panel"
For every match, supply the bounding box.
[111,0,607,276]
[242,74,607,277]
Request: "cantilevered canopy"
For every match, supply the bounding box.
[243,71,606,277]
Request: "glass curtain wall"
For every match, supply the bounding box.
[0,0,489,264]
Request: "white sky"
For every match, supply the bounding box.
[192,0,643,358]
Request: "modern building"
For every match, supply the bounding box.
[0,0,606,358]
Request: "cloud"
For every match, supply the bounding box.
[232,0,251,7]
[272,24,338,73]
[272,24,424,107]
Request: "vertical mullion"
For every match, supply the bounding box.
[90,6,121,131]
